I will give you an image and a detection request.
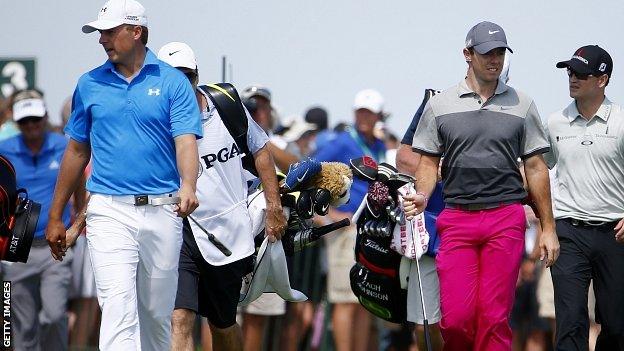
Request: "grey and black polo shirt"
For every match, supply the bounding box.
[545,98,624,222]
[412,79,550,205]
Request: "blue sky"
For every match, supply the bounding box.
[2,0,623,135]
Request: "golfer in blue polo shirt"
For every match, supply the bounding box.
[45,1,202,350]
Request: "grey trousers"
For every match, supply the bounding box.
[2,240,72,351]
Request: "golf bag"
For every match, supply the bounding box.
[349,159,417,323]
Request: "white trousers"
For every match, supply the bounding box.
[86,194,183,351]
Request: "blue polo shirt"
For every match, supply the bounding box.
[0,133,71,239]
[313,128,386,214]
[65,49,203,195]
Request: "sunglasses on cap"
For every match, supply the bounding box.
[16,116,44,125]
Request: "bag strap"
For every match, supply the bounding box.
[198,83,258,176]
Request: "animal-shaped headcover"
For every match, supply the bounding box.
[284,159,352,200]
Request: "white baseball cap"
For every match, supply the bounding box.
[353,89,384,114]
[13,98,47,122]
[282,118,317,142]
[82,0,148,34]
[157,42,197,69]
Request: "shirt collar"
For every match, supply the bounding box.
[102,48,159,76]
[457,78,509,97]
[566,96,612,122]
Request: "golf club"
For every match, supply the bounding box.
[410,219,432,351]
[188,215,232,257]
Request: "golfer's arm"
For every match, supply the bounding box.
[396,144,421,175]
[414,154,440,198]
[254,145,282,209]
[49,140,91,221]
[174,134,199,192]
[523,154,555,232]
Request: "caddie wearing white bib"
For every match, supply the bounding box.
[157,42,286,351]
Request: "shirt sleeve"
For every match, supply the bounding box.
[63,80,91,143]
[521,101,550,159]
[411,101,443,156]
[246,105,269,154]
[401,94,428,145]
[542,117,557,168]
[169,74,203,139]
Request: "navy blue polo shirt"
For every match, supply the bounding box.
[65,49,203,195]
[313,129,386,214]
[0,133,71,239]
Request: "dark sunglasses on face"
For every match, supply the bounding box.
[567,68,591,80]
[16,117,44,125]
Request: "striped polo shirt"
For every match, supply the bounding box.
[545,97,624,222]
[412,79,550,205]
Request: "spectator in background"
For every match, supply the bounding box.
[279,117,321,351]
[50,97,72,134]
[305,106,332,148]
[242,85,298,174]
[283,117,317,158]
[241,84,297,351]
[510,204,550,351]
[313,89,386,351]
[305,106,328,131]
[0,89,86,351]
[0,93,20,140]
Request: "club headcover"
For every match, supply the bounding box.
[376,162,398,183]
[295,190,315,219]
[284,158,322,191]
[312,188,331,216]
[349,156,378,181]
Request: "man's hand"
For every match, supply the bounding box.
[175,184,199,217]
[46,219,67,261]
[615,218,624,243]
[538,230,560,268]
[265,204,287,243]
[402,192,427,220]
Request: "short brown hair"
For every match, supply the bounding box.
[140,26,148,45]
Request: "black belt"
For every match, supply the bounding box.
[563,218,617,228]
[446,200,518,211]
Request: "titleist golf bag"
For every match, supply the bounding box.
[349,158,416,324]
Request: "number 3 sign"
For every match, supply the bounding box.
[0,59,36,98]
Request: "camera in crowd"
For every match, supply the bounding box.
[0,155,40,263]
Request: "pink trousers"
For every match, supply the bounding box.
[435,203,526,351]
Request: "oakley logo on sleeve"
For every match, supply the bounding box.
[148,88,160,96]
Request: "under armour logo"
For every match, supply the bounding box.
[101,6,107,13]
[148,88,160,96]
